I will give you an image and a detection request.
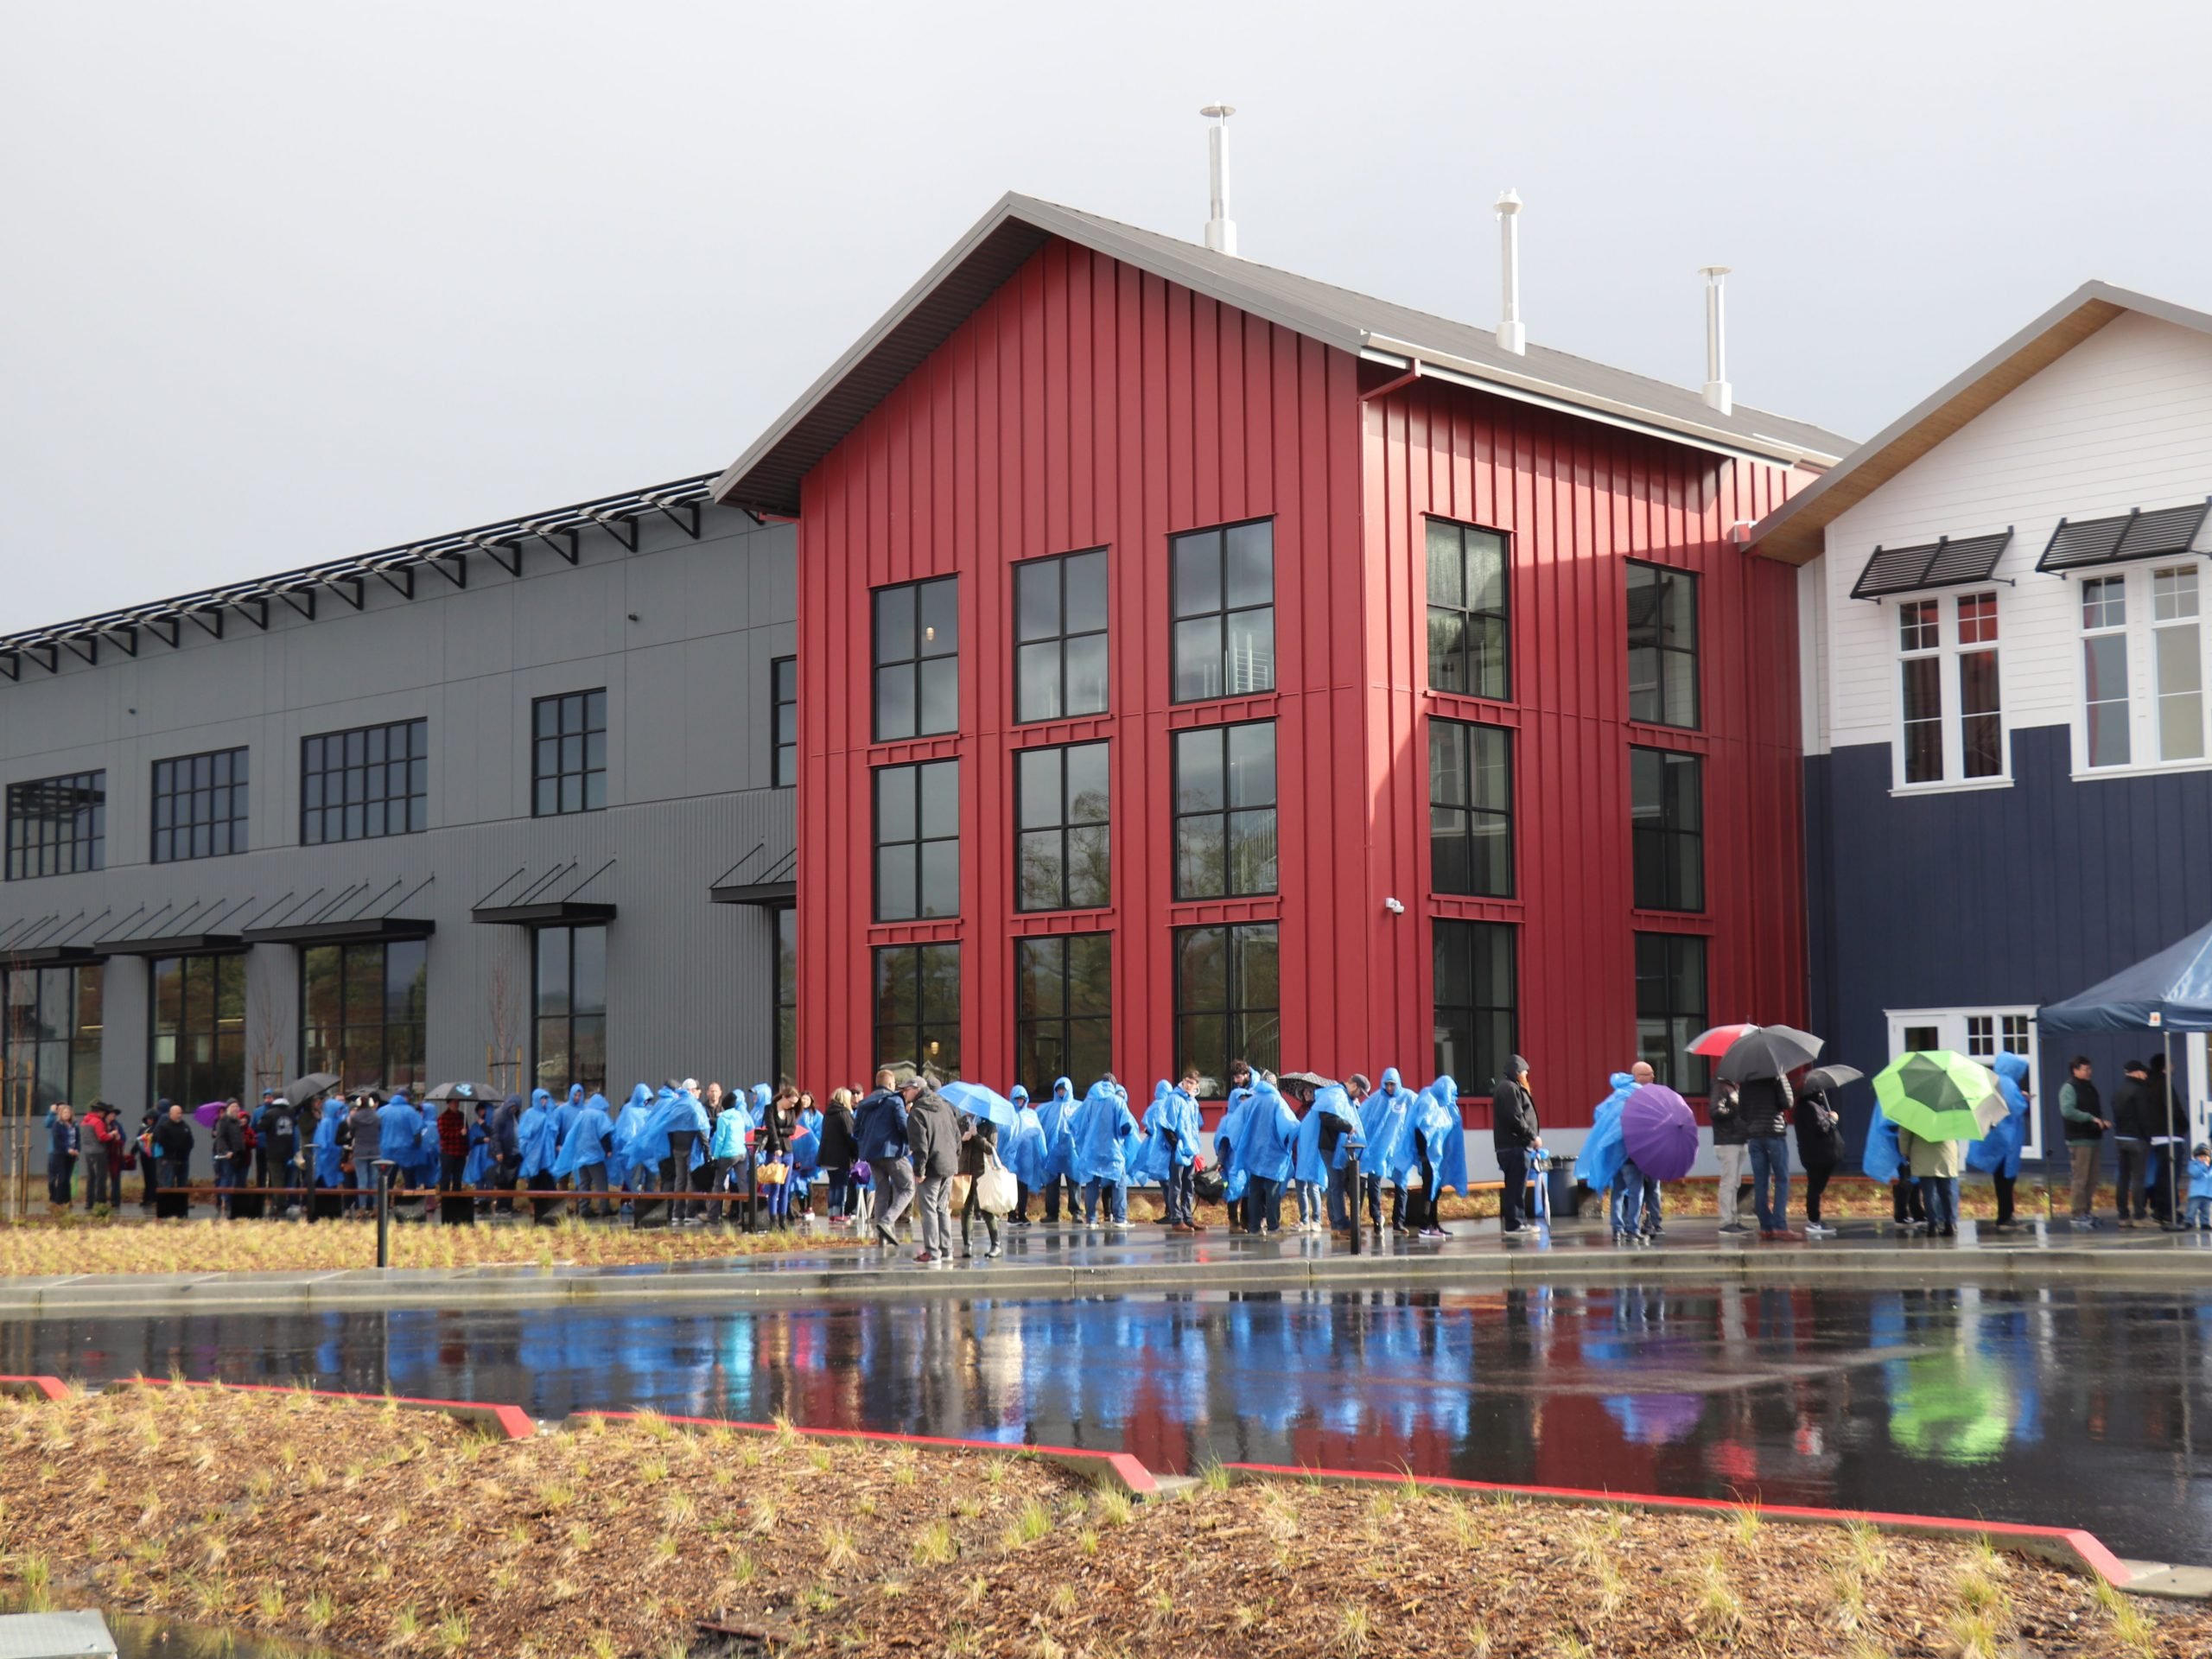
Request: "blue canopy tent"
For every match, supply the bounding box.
[2038,915,2212,1226]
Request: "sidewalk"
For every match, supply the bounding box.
[7,1211,2209,1317]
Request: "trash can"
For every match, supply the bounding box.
[1545,1154,1578,1218]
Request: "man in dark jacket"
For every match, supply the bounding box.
[150,1101,197,1220]
[1710,1077,1750,1232]
[905,1080,961,1265]
[2146,1053,2187,1226]
[1491,1056,1540,1234]
[488,1093,522,1215]
[1737,1072,1796,1239]
[2109,1059,2154,1226]
[259,1096,302,1217]
[212,1100,251,1219]
[854,1070,914,1249]
[2058,1056,2107,1230]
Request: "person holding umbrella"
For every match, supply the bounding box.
[1873,1051,2001,1239]
[1965,1054,2030,1229]
[1715,1026,1821,1241]
[1795,1065,1857,1237]
[1491,1055,1541,1234]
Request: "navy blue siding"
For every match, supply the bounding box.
[1808,723,2212,1165]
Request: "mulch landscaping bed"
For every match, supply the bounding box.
[0,1216,867,1276]
[3,1389,2209,1657]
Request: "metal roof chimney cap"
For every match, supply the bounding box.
[1699,264,1733,416]
[1494,189,1525,354]
[1202,105,1238,257]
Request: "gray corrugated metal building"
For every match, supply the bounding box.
[0,477,796,1173]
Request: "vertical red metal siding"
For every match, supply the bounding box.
[797,236,1807,1117]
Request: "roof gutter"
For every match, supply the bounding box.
[1360,334,1840,470]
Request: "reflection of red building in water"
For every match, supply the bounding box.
[717,194,1846,1119]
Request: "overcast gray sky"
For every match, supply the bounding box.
[6,1,2208,631]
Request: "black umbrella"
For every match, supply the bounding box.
[283,1071,341,1106]
[1277,1071,1336,1091]
[1715,1025,1824,1084]
[1802,1064,1864,1095]
[424,1081,490,1103]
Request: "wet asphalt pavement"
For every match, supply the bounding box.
[9,1279,2211,1563]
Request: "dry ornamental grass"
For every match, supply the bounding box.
[1,1389,2208,1657]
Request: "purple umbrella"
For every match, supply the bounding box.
[1622,1084,1699,1182]
[192,1100,228,1128]
[1602,1393,1707,1446]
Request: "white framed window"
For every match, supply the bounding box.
[1886,1005,2044,1161]
[2081,575,2132,768]
[2069,560,2212,776]
[1893,591,2004,788]
[2152,565,2205,762]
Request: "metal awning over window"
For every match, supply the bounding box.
[469,858,615,925]
[2036,499,2212,574]
[1850,530,2012,600]
[710,842,796,907]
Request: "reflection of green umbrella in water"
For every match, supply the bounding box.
[1872,1051,2002,1143]
[1888,1349,2012,1465]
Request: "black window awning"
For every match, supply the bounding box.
[243,917,436,946]
[2037,499,2212,574]
[97,931,245,957]
[710,880,796,907]
[1851,530,2013,600]
[0,944,101,966]
[470,900,616,925]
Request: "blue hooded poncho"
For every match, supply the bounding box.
[554,1084,585,1145]
[1403,1077,1471,1195]
[517,1089,563,1180]
[463,1109,495,1186]
[709,1095,750,1161]
[1034,1077,1078,1182]
[609,1084,653,1186]
[1967,1053,2030,1179]
[412,1098,442,1176]
[634,1087,710,1173]
[312,1097,346,1185]
[1215,1084,1255,1185]
[1294,1084,1363,1185]
[1230,1077,1300,1187]
[1357,1069,1414,1179]
[1862,1109,1905,1184]
[1007,1086,1046,1187]
[1577,1072,1638,1193]
[378,1094,424,1165]
[1134,1082,1198,1181]
[553,1092,614,1179]
[1071,1080,1140,1184]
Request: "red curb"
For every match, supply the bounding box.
[1222,1461,2133,1586]
[569,1409,1158,1497]
[112,1376,536,1442]
[0,1375,70,1402]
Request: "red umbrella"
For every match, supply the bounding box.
[1688,1023,1758,1058]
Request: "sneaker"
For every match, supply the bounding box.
[985,1244,1002,1258]
[1939,1224,1957,1237]
[875,1225,900,1249]
[1718,1223,1752,1235]
[1803,1222,1834,1238]
[1421,1227,1449,1240]
[1110,1218,1131,1230]
[912,1250,935,1265]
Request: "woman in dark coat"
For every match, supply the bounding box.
[1794,1075,1847,1237]
[957,1114,1001,1258]
[817,1088,860,1225]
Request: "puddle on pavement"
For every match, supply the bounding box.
[0,1596,331,1658]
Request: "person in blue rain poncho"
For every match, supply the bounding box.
[1141,1076,1206,1232]
[1230,1075,1300,1235]
[1862,1106,1926,1230]
[375,1089,424,1208]
[1395,1076,1469,1237]
[1357,1068,1415,1232]
[410,1090,442,1192]
[1967,1052,2031,1230]
[652,1084,711,1224]
[1214,1071,1257,1226]
[1033,1077,1082,1224]
[708,1086,749,1217]
[1072,1077,1140,1226]
[514,1088,565,1221]
[462,1100,496,1192]
[1292,1084,1363,1234]
[555,1090,616,1215]
[1578,1071,1649,1243]
[556,1084,585,1144]
[1005,1084,1046,1225]
[311,1096,347,1221]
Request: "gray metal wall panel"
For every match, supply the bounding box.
[1,505,798,1170]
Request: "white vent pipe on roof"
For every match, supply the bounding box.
[1495,189,1525,355]
[1201,104,1237,256]
[1700,265,1732,415]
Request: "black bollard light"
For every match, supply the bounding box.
[373,1159,397,1268]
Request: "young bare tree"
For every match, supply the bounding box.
[486,948,521,1097]
[250,971,288,1100]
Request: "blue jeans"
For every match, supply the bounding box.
[1611,1160,1656,1235]
[1295,1180,1323,1224]
[2186,1195,2210,1227]
[1083,1179,1126,1223]
[1920,1175,1960,1230]
[214,1156,243,1217]
[1748,1136,1789,1232]
[1325,1163,1354,1230]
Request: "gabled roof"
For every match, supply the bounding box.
[713,193,1851,518]
[1750,281,2212,564]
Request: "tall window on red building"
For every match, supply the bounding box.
[1635,932,1707,1094]
[1016,742,1109,912]
[1014,934,1111,1089]
[1433,920,1515,1089]
[1428,721,1513,898]
[1014,550,1109,722]
[1629,748,1703,912]
[874,575,958,741]
[1426,519,1510,700]
[1174,923,1279,1096]
[874,943,960,1079]
[1172,520,1274,702]
[1172,723,1276,899]
[1625,562,1700,728]
[874,760,959,923]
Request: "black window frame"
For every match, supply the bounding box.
[1635,931,1709,1095]
[1629,747,1705,913]
[874,941,961,1080]
[874,759,960,924]
[773,906,797,1088]
[771,657,798,789]
[151,746,249,865]
[1173,921,1280,1098]
[1426,518,1510,700]
[1015,741,1110,912]
[1428,719,1514,899]
[1433,919,1516,1091]
[1014,548,1109,723]
[299,938,428,1095]
[149,952,245,1110]
[873,575,959,741]
[1626,560,1701,730]
[300,719,426,845]
[532,923,607,1096]
[531,689,607,817]
[4,770,105,880]
[1014,932,1113,1090]
[1171,518,1275,703]
[1172,721,1278,901]
[1,962,103,1113]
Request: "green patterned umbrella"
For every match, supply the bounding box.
[1872,1051,1996,1142]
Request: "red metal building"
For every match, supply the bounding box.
[715,196,1845,1123]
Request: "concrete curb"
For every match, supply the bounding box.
[1221,1462,2143,1589]
[564,1408,1158,1497]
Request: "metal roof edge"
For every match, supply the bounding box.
[1747,280,2212,562]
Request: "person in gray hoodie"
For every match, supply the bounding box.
[905,1079,962,1265]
